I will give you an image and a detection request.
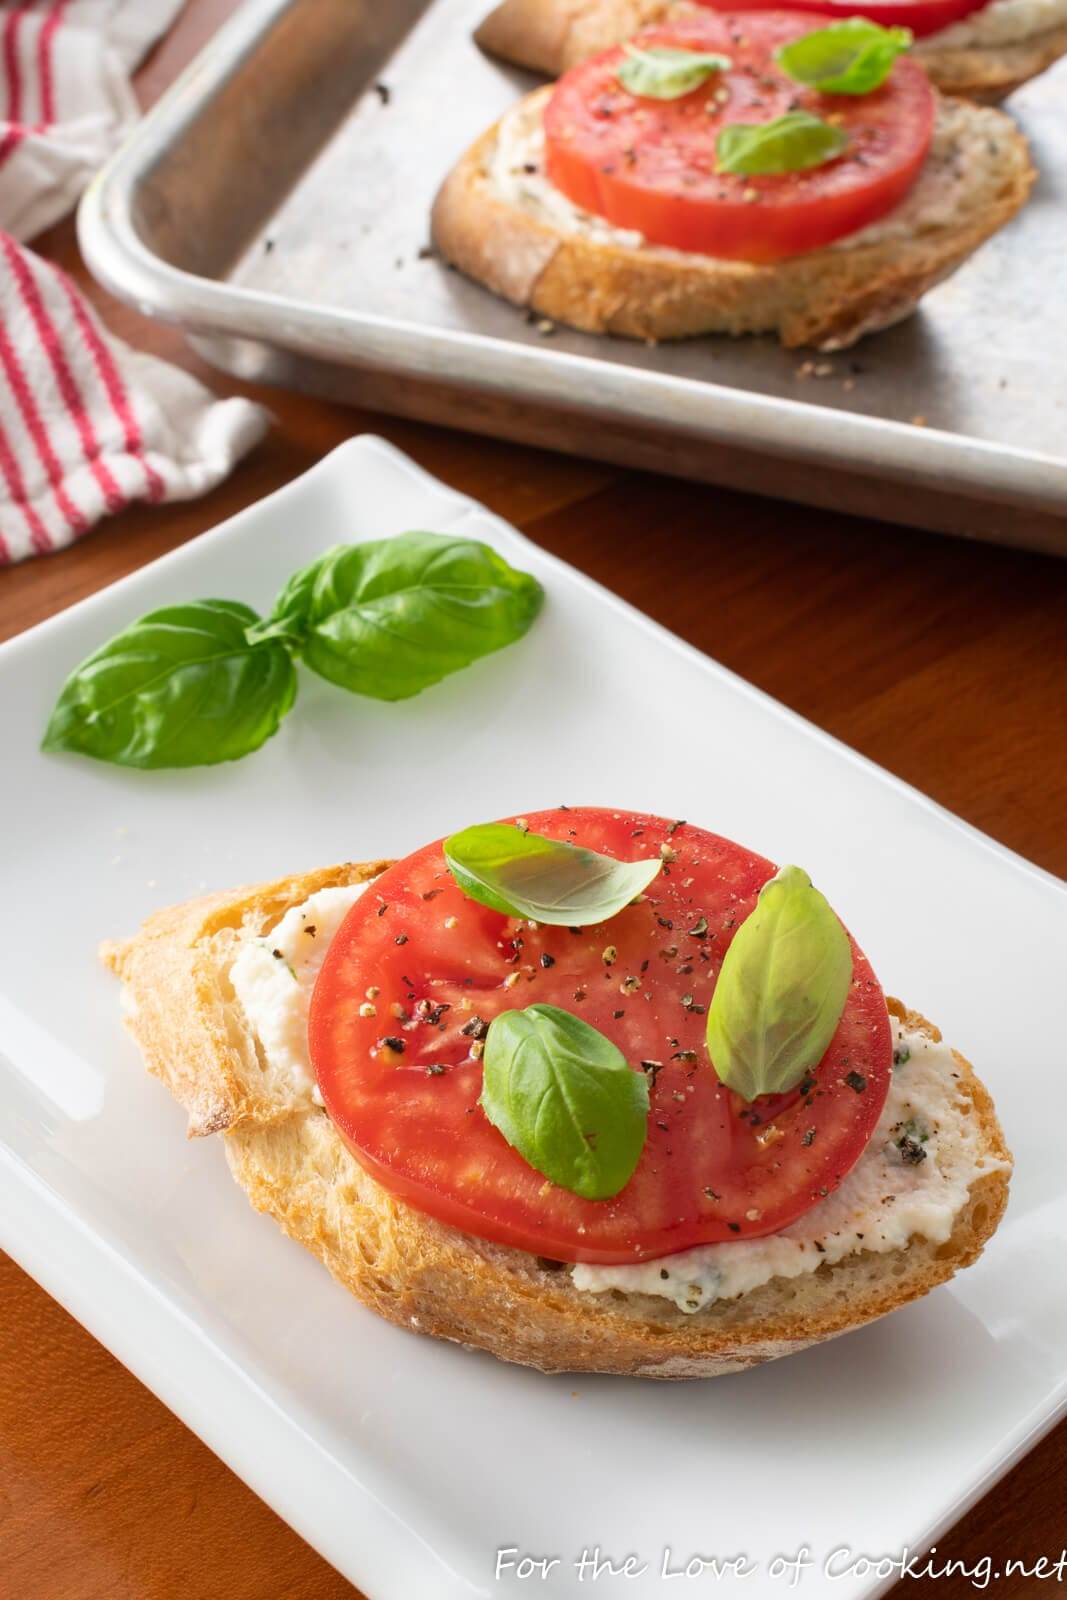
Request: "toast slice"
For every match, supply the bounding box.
[474,0,1067,100]
[430,89,1033,351]
[103,862,1012,1380]
[915,16,1067,99]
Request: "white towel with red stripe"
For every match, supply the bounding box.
[0,1,270,564]
[0,0,187,240]
[0,234,268,563]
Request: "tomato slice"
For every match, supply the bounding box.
[310,809,892,1266]
[695,0,989,38]
[542,14,936,263]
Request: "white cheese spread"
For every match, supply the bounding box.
[487,92,985,257]
[919,0,1067,51]
[572,1020,1007,1312]
[230,882,370,1102]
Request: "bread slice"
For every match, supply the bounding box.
[430,89,1033,351]
[474,0,1067,100]
[103,861,1012,1380]
[915,16,1067,98]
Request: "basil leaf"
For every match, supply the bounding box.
[777,19,911,95]
[616,45,732,99]
[41,600,297,769]
[246,531,543,701]
[716,111,848,176]
[444,822,661,925]
[482,1003,649,1199]
[705,865,852,1102]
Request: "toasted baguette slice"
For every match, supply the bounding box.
[916,17,1067,99]
[103,862,1012,1380]
[475,0,1067,100]
[430,89,1032,351]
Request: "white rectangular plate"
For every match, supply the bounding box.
[1,437,1063,1600]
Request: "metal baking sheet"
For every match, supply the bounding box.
[79,0,1067,553]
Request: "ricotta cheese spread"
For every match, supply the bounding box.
[487,92,980,257]
[919,0,1067,51]
[235,890,1004,1311]
[230,882,371,1102]
[572,1020,1007,1312]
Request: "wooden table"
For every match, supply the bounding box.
[2,3,1065,1595]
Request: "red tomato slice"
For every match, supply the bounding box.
[310,809,892,1266]
[542,13,936,263]
[695,0,989,38]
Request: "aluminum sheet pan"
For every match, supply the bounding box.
[79,0,1067,553]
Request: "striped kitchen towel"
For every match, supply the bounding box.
[0,0,188,241]
[0,2,270,564]
[0,232,268,564]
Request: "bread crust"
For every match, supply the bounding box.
[915,16,1067,98]
[105,862,1012,1379]
[475,0,1067,99]
[430,88,1033,350]
[101,859,393,1136]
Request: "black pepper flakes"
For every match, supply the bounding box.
[416,1000,450,1027]
[845,1070,867,1093]
[395,934,409,946]
[380,1036,405,1053]
[461,1016,489,1041]
[540,952,555,968]
[897,1135,927,1166]
[801,1127,817,1147]
[727,1221,741,1233]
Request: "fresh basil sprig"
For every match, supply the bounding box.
[247,532,543,702]
[616,44,732,100]
[705,865,852,1102]
[777,19,912,96]
[42,533,543,769]
[717,111,848,177]
[482,1003,649,1199]
[41,600,297,769]
[444,822,661,926]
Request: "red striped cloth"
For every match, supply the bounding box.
[0,232,267,563]
[1,0,186,240]
[0,1,269,564]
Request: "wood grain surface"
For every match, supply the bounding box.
[1,2,1065,1596]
